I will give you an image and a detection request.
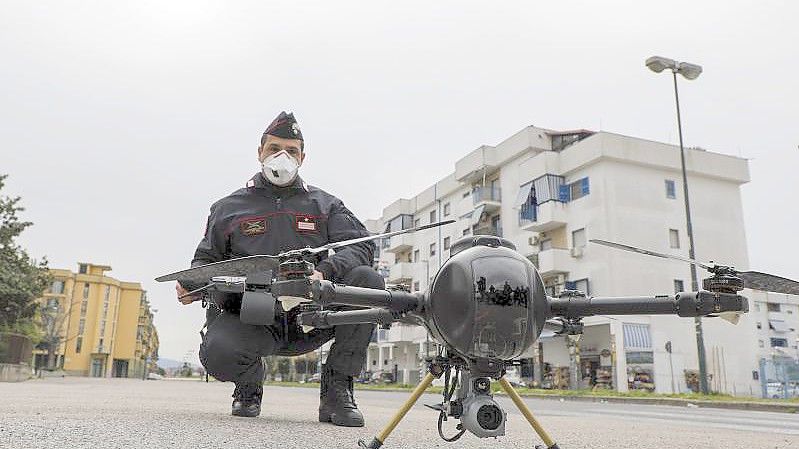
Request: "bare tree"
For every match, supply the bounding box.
[39,297,80,370]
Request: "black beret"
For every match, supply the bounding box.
[261,111,303,145]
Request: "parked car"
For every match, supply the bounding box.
[147,373,163,380]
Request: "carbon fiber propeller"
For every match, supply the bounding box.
[590,239,799,295]
[155,219,455,285]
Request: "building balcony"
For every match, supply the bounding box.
[388,262,415,284]
[536,247,571,277]
[472,186,501,212]
[455,146,498,183]
[518,201,568,232]
[385,233,414,254]
[473,224,503,237]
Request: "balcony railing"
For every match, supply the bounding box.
[474,224,503,237]
[472,186,501,205]
[518,205,537,227]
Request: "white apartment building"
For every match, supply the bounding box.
[364,125,798,396]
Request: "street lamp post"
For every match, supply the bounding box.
[645,55,709,394]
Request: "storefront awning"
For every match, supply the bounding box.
[622,323,652,349]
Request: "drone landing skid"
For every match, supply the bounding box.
[356,364,560,449]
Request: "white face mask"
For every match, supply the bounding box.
[261,150,300,186]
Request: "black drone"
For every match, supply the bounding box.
[156,223,798,449]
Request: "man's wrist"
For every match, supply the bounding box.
[315,262,335,281]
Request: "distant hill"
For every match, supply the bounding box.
[157,358,187,370]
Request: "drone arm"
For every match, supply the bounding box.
[548,291,748,320]
[298,309,398,328]
[312,280,422,313]
[269,279,422,313]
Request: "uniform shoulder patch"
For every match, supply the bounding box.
[240,218,267,236]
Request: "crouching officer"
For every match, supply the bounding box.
[176,111,382,427]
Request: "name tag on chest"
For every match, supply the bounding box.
[295,215,318,232]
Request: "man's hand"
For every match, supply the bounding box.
[176,283,198,305]
[309,270,325,281]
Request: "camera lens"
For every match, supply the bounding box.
[475,404,503,430]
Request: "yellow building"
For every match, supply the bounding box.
[37,263,159,377]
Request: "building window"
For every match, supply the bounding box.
[665,180,676,199]
[75,337,83,353]
[429,210,436,223]
[83,283,90,299]
[767,303,780,312]
[669,229,680,249]
[539,238,553,251]
[756,322,762,329]
[414,218,420,228]
[758,340,764,348]
[79,264,88,274]
[463,228,470,236]
[78,319,85,334]
[568,177,590,201]
[386,214,413,232]
[444,237,451,251]
[443,203,451,217]
[429,243,436,257]
[413,281,420,292]
[771,338,788,348]
[413,249,420,262]
[80,300,87,316]
[572,228,586,248]
[46,298,59,308]
[565,279,589,295]
[674,280,684,294]
[51,280,65,295]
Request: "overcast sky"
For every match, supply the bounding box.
[1,1,797,362]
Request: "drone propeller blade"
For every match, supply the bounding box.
[589,239,711,270]
[296,219,456,256]
[155,255,280,285]
[739,271,799,295]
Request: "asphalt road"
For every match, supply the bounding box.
[1,377,797,449]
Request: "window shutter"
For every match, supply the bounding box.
[581,177,590,195]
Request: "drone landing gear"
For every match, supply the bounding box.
[498,377,560,449]
[357,366,561,449]
[357,372,436,449]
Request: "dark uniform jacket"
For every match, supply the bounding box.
[192,172,375,281]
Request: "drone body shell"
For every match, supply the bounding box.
[423,237,547,362]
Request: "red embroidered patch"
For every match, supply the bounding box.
[295,215,318,232]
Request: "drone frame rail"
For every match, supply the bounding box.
[548,290,748,319]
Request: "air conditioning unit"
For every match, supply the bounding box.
[528,236,540,246]
[571,246,584,258]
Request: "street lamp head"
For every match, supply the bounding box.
[646,56,702,80]
[645,56,676,73]
[676,62,702,80]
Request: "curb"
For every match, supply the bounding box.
[507,392,799,414]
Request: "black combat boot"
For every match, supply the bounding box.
[232,383,263,417]
[318,364,364,427]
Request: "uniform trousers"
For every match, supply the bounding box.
[199,266,383,384]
